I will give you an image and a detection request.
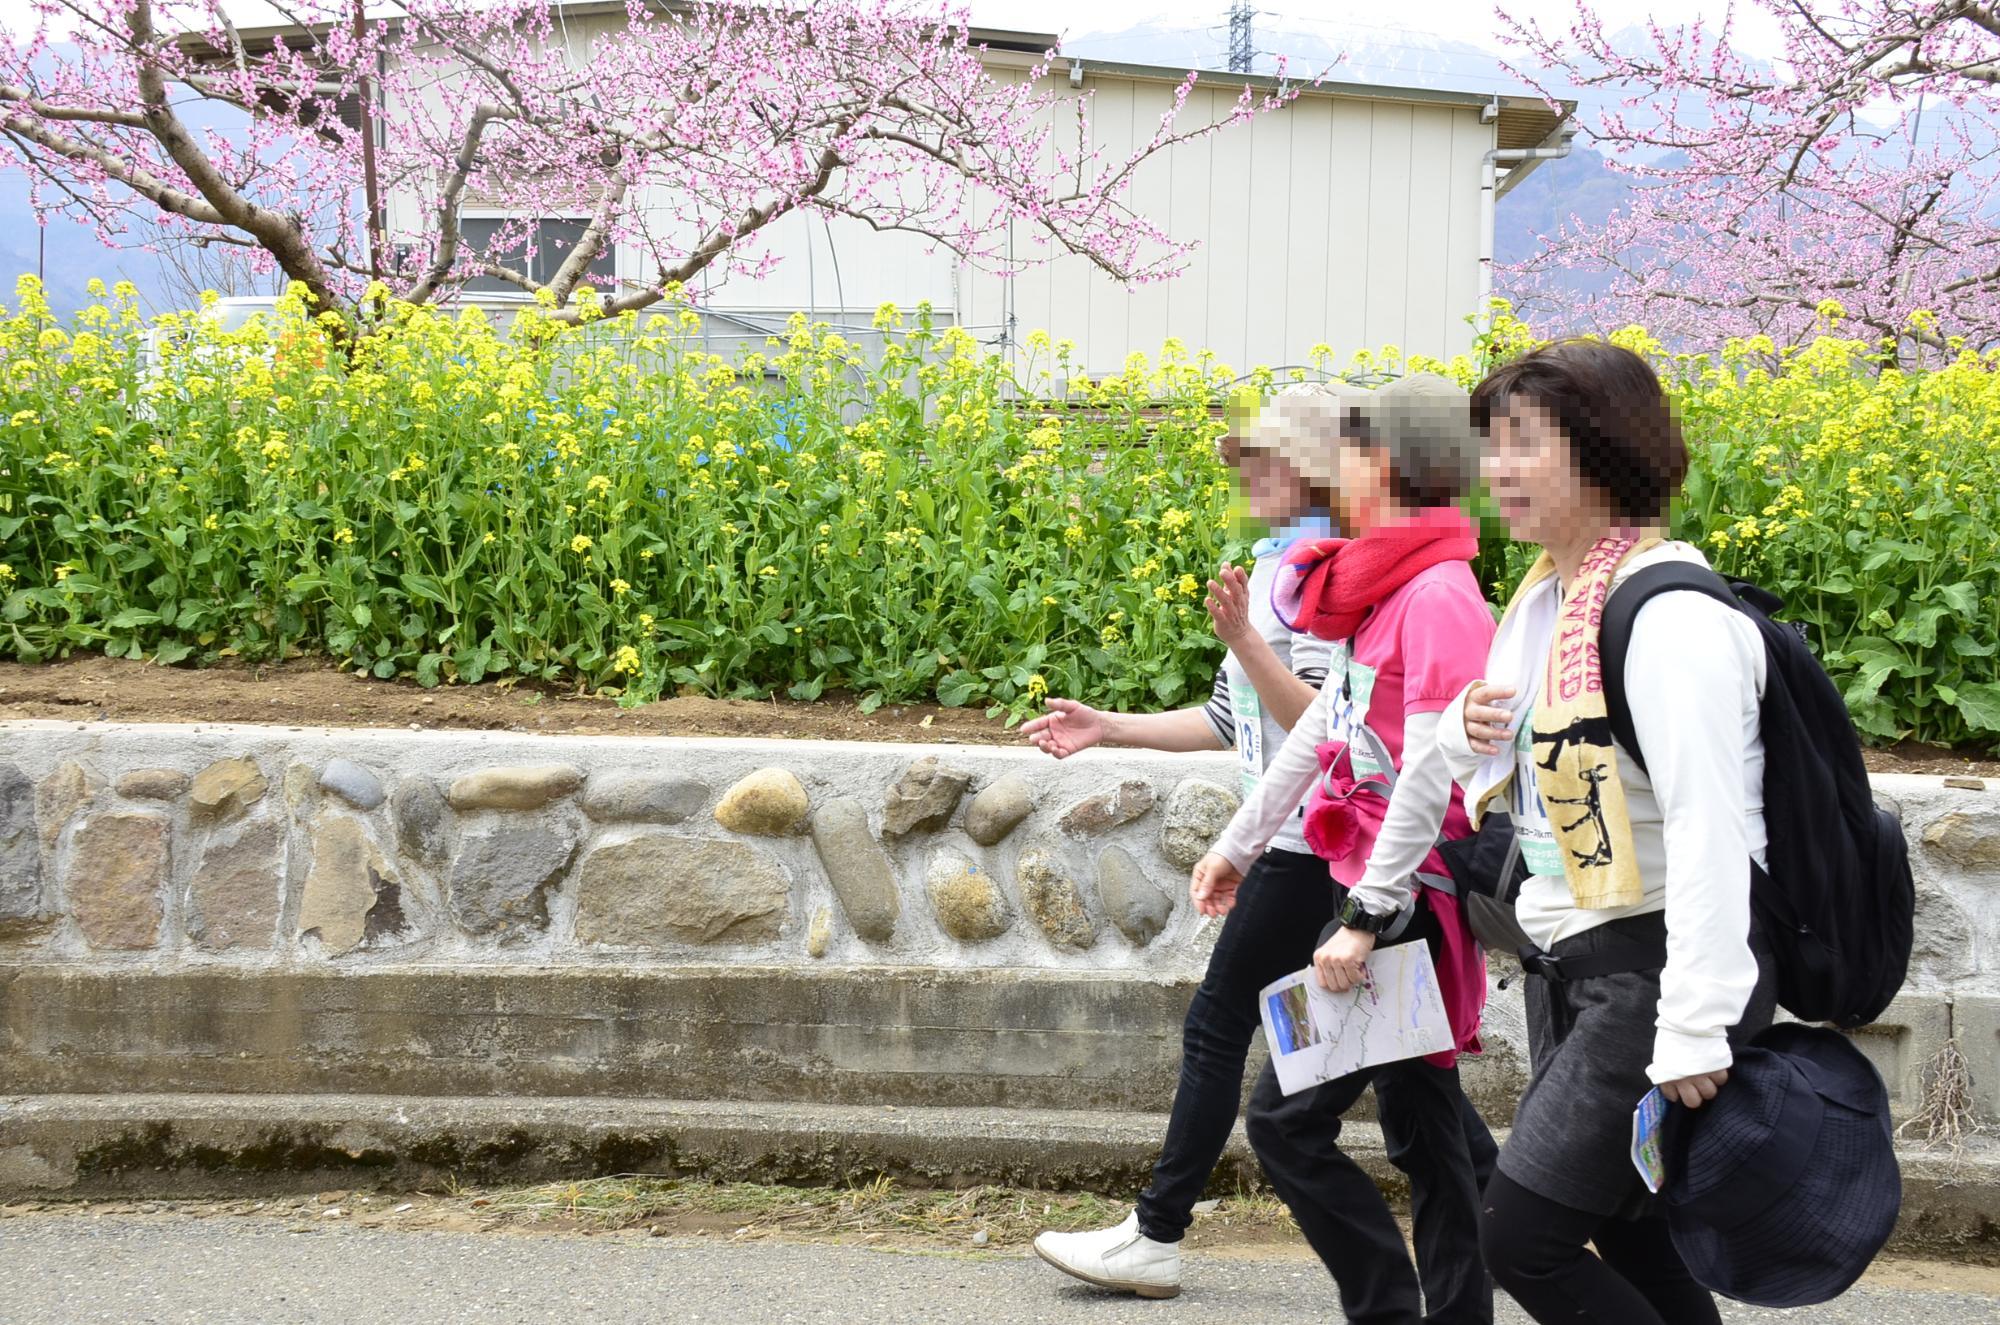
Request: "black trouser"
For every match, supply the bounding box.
[1244,902,1498,1325]
[1479,1172,1720,1325]
[1134,847,1340,1243]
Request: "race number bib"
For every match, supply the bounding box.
[1231,668,1263,799]
[1324,643,1385,781]
[1511,701,1566,877]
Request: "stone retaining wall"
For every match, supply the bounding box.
[0,722,1246,973]
[2,721,1998,1127]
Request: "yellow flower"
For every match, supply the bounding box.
[1063,524,1086,545]
[1178,573,1201,598]
[1042,595,1058,606]
[1160,508,1191,534]
[609,578,630,595]
[1026,673,1048,700]
[612,645,642,676]
[639,548,655,560]
[53,564,73,582]
[639,613,657,633]
[1100,623,1123,646]
[571,535,593,554]
[483,532,496,545]
[203,514,221,532]
[586,474,611,495]
[759,565,778,577]
[0,564,13,582]
[333,527,355,545]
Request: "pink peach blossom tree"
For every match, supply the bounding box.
[1499,0,2000,355]
[2,0,1290,323]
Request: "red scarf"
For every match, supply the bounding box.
[1271,508,1480,642]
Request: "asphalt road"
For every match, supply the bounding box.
[1,1216,1995,1324]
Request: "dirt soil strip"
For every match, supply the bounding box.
[0,656,1994,777]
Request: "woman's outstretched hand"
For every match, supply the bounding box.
[1020,697,1108,760]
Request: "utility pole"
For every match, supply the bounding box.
[1227,1,1256,74]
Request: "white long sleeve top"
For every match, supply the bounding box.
[1438,541,1768,1084]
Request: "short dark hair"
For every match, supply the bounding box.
[1471,340,1686,521]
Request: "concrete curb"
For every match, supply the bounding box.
[4,1093,1994,1256]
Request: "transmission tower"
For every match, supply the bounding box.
[1227,1,1256,74]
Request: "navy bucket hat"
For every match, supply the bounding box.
[1661,1023,1901,1307]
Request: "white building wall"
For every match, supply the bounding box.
[379,29,1496,373]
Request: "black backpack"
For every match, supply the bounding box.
[1601,562,1915,1029]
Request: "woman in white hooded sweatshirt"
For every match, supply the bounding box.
[1445,340,1779,1324]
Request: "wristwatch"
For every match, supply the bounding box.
[1337,894,1398,935]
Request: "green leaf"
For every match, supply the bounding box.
[788,676,826,702]
[1955,683,2000,735]
[152,641,195,666]
[1860,539,1934,572]
[402,574,452,607]
[106,608,161,629]
[936,670,980,708]
[1939,582,1983,616]
[372,659,397,679]
[856,690,884,714]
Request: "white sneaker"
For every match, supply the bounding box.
[1033,1211,1183,1299]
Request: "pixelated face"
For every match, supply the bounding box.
[1237,451,1315,522]
[1481,396,1605,547]
[1332,433,1392,532]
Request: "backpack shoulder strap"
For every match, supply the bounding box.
[1600,561,1745,776]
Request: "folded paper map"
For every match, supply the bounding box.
[1258,944,1454,1095]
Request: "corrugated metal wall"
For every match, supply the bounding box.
[385,22,1495,373]
[951,73,1494,376]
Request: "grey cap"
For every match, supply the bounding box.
[1338,372,1480,506]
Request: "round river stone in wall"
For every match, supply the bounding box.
[1017,847,1096,951]
[964,774,1034,847]
[447,764,584,813]
[1059,781,1156,838]
[809,798,899,942]
[580,774,711,824]
[925,849,1011,942]
[1096,845,1174,947]
[715,769,811,836]
[1160,779,1241,869]
[116,768,191,802]
[318,759,388,811]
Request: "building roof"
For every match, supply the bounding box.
[188,4,1572,162]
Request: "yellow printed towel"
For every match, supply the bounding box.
[1475,535,1660,909]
